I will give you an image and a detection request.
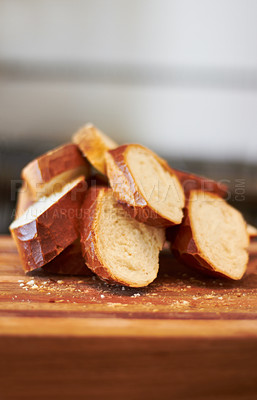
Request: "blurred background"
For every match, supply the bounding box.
[0,0,256,233]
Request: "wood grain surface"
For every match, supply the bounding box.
[1,235,257,400]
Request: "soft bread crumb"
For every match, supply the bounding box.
[126,146,185,224]
[190,191,249,279]
[94,189,165,287]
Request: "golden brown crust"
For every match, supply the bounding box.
[173,169,228,199]
[15,183,91,276]
[172,191,248,280]
[106,144,185,227]
[43,239,92,276]
[72,124,118,174]
[22,143,90,199]
[10,177,87,272]
[15,182,34,219]
[80,187,119,284]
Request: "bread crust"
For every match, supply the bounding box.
[43,239,92,276]
[15,182,91,275]
[172,190,249,280]
[80,187,120,284]
[22,143,90,199]
[10,177,87,272]
[173,169,228,199]
[73,124,118,174]
[105,144,185,227]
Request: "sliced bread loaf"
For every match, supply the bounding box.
[73,124,118,174]
[105,144,185,227]
[10,176,87,272]
[172,190,249,280]
[80,187,165,287]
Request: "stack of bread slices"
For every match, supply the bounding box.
[10,124,255,287]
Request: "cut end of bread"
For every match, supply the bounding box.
[106,144,185,227]
[174,191,249,280]
[73,124,118,174]
[81,187,165,287]
[126,145,185,224]
[22,143,90,200]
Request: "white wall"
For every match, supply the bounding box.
[0,0,257,160]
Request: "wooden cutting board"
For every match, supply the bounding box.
[1,235,257,400]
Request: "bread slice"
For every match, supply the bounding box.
[43,239,92,276]
[22,143,90,200]
[247,224,257,240]
[105,144,185,227]
[72,124,118,174]
[80,187,165,287]
[16,182,34,219]
[10,176,87,272]
[174,169,228,198]
[172,190,249,280]
[14,182,91,276]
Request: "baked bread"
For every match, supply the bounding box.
[105,144,185,227]
[73,124,118,174]
[80,187,165,287]
[15,183,90,275]
[43,239,92,276]
[172,190,249,280]
[9,176,87,272]
[87,173,109,188]
[16,182,34,219]
[247,224,257,240]
[165,171,227,244]
[22,143,90,200]
[174,169,228,198]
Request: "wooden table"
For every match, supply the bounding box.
[1,235,257,400]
